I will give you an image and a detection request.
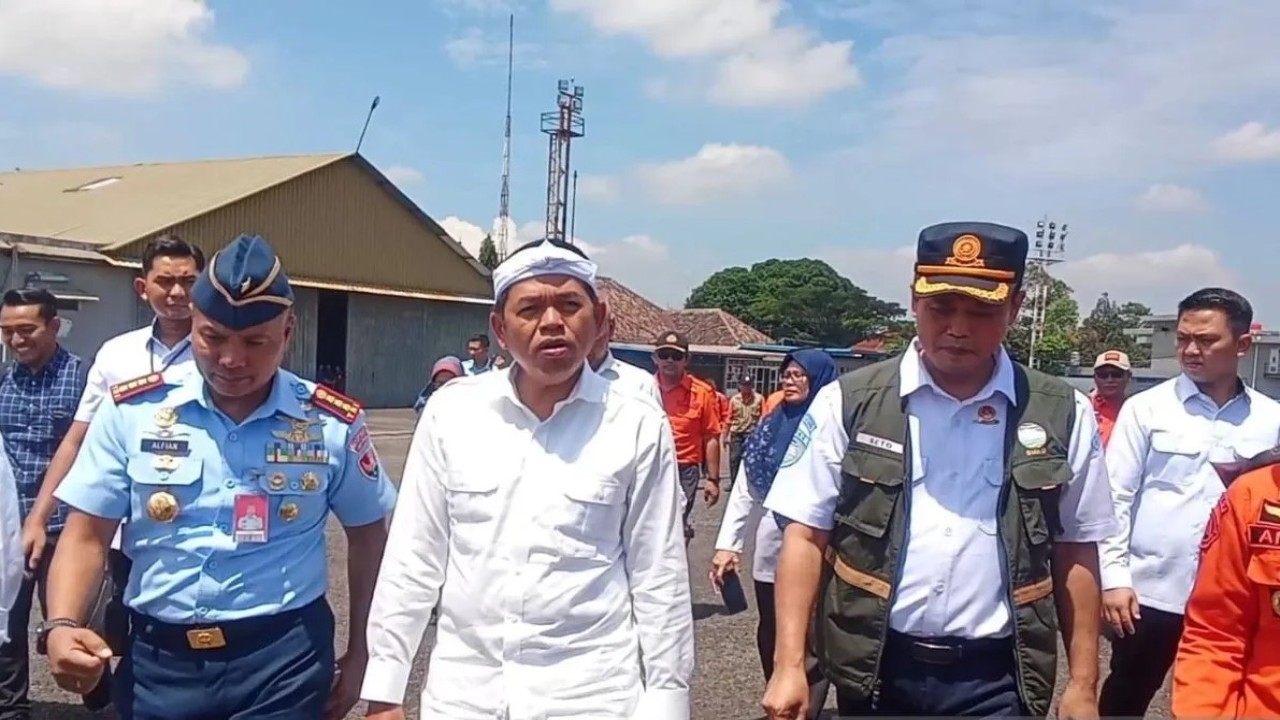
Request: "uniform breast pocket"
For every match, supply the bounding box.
[1246,550,1280,626]
[127,455,204,527]
[555,475,628,560]
[442,471,500,526]
[1147,430,1204,486]
[257,466,331,533]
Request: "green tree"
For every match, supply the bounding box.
[686,259,906,346]
[1005,264,1079,375]
[1077,294,1153,367]
[477,234,499,270]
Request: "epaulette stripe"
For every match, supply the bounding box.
[110,373,165,404]
[311,385,361,424]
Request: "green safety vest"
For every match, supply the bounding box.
[814,356,1077,717]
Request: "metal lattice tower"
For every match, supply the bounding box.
[542,80,585,243]
[495,14,515,261]
[1027,215,1069,370]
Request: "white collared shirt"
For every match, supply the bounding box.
[714,463,783,583]
[360,365,694,720]
[1098,374,1280,614]
[0,446,22,645]
[764,341,1117,639]
[595,352,663,407]
[74,324,195,424]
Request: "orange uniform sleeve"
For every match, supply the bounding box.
[702,387,722,436]
[1172,486,1255,718]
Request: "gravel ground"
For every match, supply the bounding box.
[25,409,1170,719]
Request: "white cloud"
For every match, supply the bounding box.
[443,27,545,68]
[440,216,489,257]
[383,165,425,187]
[0,0,249,96]
[634,143,791,205]
[820,245,917,307]
[1057,244,1236,314]
[551,0,859,107]
[1135,184,1209,213]
[1210,121,1280,163]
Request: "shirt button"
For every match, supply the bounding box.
[934,582,944,594]
[225,480,235,489]
[944,527,953,537]
[218,524,230,533]
[228,432,239,441]
[208,561,218,570]
[197,607,208,616]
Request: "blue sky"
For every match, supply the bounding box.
[2,0,1279,324]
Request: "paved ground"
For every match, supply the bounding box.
[25,409,1171,719]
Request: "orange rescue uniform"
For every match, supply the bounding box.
[1092,392,1122,448]
[660,374,722,466]
[716,391,730,431]
[1173,451,1280,718]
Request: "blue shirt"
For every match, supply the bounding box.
[0,346,85,531]
[462,357,494,376]
[55,369,398,623]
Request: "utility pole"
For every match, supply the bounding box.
[354,96,381,154]
[495,14,514,261]
[1027,216,1069,370]
[542,80,585,243]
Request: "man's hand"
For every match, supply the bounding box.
[365,702,407,720]
[709,550,739,589]
[1101,588,1141,637]
[703,478,721,506]
[762,665,810,719]
[325,651,367,720]
[1057,681,1100,720]
[47,627,112,695]
[20,517,47,572]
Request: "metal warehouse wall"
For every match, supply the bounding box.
[345,293,490,408]
[0,254,138,363]
[282,286,319,379]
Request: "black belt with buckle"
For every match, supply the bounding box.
[130,597,327,653]
[887,631,1011,666]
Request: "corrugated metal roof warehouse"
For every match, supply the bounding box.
[0,152,494,408]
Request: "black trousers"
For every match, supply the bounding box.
[836,632,1027,717]
[728,433,748,483]
[0,536,112,719]
[755,581,830,719]
[1098,606,1184,718]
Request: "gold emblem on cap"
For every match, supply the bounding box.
[300,472,320,492]
[945,234,985,268]
[146,491,179,523]
[280,502,300,522]
[268,472,287,491]
[154,407,178,428]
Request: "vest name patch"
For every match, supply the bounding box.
[1248,523,1280,549]
[854,432,903,456]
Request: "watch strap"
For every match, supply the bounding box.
[36,617,81,655]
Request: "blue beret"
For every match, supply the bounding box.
[192,234,294,330]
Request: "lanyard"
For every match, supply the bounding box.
[149,336,192,375]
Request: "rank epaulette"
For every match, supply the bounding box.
[110,373,167,404]
[312,385,361,424]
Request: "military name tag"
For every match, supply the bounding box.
[141,438,190,456]
[233,495,269,544]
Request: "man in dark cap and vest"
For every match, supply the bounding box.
[37,234,397,720]
[760,222,1117,719]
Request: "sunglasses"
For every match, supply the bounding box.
[1094,369,1126,380]
[656,349,686,362]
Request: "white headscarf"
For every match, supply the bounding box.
[492,241,598,299]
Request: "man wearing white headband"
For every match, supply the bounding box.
[361,238,695,720]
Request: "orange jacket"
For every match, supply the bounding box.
[1173,454,1280,718]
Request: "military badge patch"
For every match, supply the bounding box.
[1257,500,1280,526]
[976,405,998,425]
[1201,495,1230,553]
[111,373,165,404]
[312,385,361,424]
[1248,523,1280,549]
[781,414,818,469]
[358,446,380,479]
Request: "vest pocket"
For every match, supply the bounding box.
[836,449,904,539]
[1010,455,1071,544]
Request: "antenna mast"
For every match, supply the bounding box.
[495,14,515,261]
[542,79,585,243]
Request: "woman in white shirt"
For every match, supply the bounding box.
[710,349,838,709]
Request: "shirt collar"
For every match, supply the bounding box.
[148,320,192,355]
[1174,373,1251,409]
[166,371,308,422]
[495,361,609,417]
[12,345,70,380]
[596,351,616,374]
[899,337,1017,405]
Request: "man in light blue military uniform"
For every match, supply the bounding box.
[37,234,397,720]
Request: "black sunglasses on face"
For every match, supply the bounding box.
[1095,369,1125,380]
[656,349,686,361]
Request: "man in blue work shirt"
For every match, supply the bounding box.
[461,333,494,375]
[37,234,397,720]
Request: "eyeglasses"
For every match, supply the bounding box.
[781,371,809,382]
[656,349,686,362]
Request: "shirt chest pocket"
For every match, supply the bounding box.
[554,475,628,560]
[1146,430,1205,486]
[256,466,331,532]
[127,455,205,526]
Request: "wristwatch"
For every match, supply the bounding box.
[35,618,80,655]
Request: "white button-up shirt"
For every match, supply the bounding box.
[764,342,1118,639]
[715,463,783,583]
[0,445,22,645]
[1098,374,1280,614]
[595,352,663,407]
[360,365,694,720]
[74,324,194,424]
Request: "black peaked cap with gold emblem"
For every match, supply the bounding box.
[192,234,295,330]
[913,221,1029,304]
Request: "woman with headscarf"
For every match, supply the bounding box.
[711,349,839,712]
[412,355,465,414]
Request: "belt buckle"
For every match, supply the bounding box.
[912,640,961,665]
[186,627,227,650]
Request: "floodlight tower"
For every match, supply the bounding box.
[1027,216,1069,370]
[542,79,585,243]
